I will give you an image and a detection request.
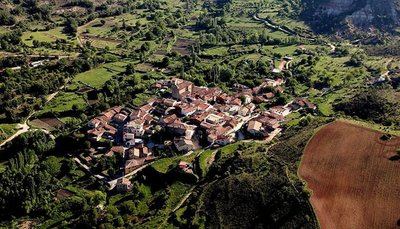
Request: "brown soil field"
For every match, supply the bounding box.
[76,86,94,94]
[172,38,195,56]
[41,118,64,128]
[299,120,400,229]
[55,189,73,201]
[136,63,155,73]
[31,118,64,131]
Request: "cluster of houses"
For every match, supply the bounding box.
[247,97,316,137]
[82,77,316,180]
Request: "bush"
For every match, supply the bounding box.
[334,89,400,125]
[0,10,16,26]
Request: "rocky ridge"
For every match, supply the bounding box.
[302,0,400,33]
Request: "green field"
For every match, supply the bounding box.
[203,46,229,56]
[0,123,18,141]
[262,45,299,56]
[0,123,17,135]
[227,16,264,29]
[73,62,127,88]
[80,13,150,41]
[39,92,87,115]
[89,39,120,50]
[59,116,81,124]
[198,149,215,177]
[151,153,198,174]
[22,27,71,46]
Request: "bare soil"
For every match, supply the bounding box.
[172,38,195,56]
[299,120,400,229]
[31,118,64,131]
[55,189,74,201]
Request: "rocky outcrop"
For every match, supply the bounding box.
[302,0,400,32]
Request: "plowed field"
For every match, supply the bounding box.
[299,121,400,229]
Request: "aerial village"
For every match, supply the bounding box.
[78,77,316,190]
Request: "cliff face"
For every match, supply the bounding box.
[302,0,400,32]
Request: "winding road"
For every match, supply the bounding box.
[253,14,295,36]
[252,14,316,41]
[328,43,336,52]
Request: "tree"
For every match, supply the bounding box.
[43,156,62,176]
[5,131,55,158]
[275,92,290,105]
[334,88,400,125]
[140,42,151,53]
[120,201,136,214]
[159,56,170,68]
[122,19,126,29]
[0,10,16,26]
[106,206,119,217]
[125,63,135,74]
[115,216,124,226]
[347,52,365,67]
[0,150,60,217]
[333,46,349,57]
[72,104,79,113]
[90,191,106,206]
[65,17,78,36]
[84,140,91,149]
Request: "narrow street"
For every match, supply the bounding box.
[107,162,155,190]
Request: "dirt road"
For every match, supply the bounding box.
[0,116,31,148]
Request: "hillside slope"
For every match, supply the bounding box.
[170,119,332,228]
[301,0,400,33]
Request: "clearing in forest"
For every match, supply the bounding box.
[299,120,400,229]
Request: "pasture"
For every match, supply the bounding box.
[22,27,70,46]
[73,61,127,88]
[39,92,87,115]
[0,123,17,142]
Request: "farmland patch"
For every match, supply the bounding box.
[30,118,64,131]
[22,27,70,46]
[171,38,195,56]
[38,92,87,115]
[299,120,400,229]
[73,62,126,88]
